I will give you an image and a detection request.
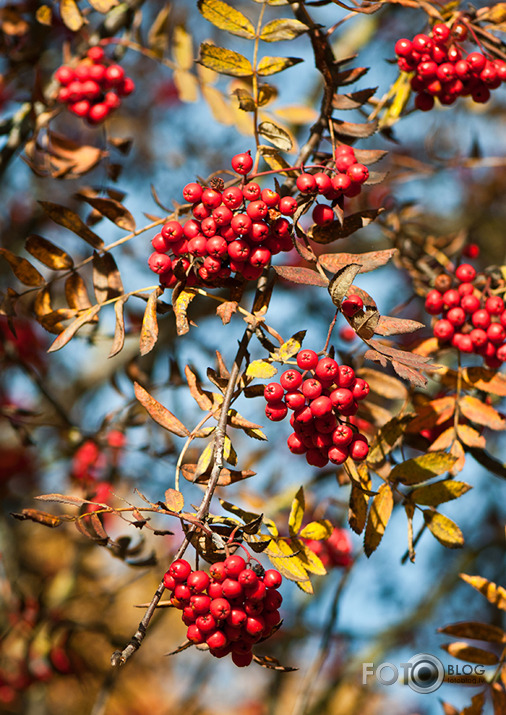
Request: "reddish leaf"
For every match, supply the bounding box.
[25,235,74,270]
[328,264,361,307]
[134,381,189,437]
[318,248,397,274]
[310,209,384,244]
[47,305,101,352]
[459,395,506,430]
[38,201,104,249]
[335,66,369,86]
[0,248,45,286]
[216,300,238,325]
[164,488,184,512]
[374,315,424,336]
[332,87,378,110]
[332,118,378,139]
[273,265,328,286]
[353,148,389,165]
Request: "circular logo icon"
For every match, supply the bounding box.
[407,653,445,694]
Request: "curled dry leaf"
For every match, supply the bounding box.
[25,235,74,271]
[0,248,45,287]
[181,463,255,486]
[273,265,327,286]
[134,381,190,438]
[47,305,101,352]
[140,286,163,356]
[318,248,397,274]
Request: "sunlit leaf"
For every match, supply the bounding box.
[60,0,84,31]
[364,483,393,556]
[246,360,278,379]
[460,574,506,611]
[198,43,253,77]
[47,305,100,352]
[459,395,506,431]
[0,248,45,286]
[258,121,293,152]
[423,510,464,549]
[409,480,472,507]
[299,520,333,540]
[438,621,506,644]
[390,452,458,485]
[256,56,303,76]
[260,18,308,42]
[134,382,189,437]
[140,286,163,356]
[288,486,304,536]
[173,289,196,336]
[441,642,498,665]
[198,0,255,39]
[25,235,74,271]
[38,201,104,249]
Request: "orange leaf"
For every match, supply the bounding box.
[459,395,506,430]
[134,382,190,437]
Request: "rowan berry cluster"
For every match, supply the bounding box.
[148,151,295,287]
[163,555,283,667]
[55,47,135,124]
[304,527,353,569]
[263,349,370,467]
[395,21,506,110]
[425,263,506,368]
[296,145,370,226]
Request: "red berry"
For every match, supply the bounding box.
[238,568,259,589]
[231,213,252,236]
[336,365,355,388]
[313,172,332,194]
[315,357,338,381]
[487,323,506,344]
[443,289,461,309]
[246,200,268,221]
[187,570,210,593]
[209,598,231,621]
[341,294,363,316]
[118,76,135,97]
[297,173,317,193]
[312,204,334,225]
[395,38,413,57]
[222,186,244,209]
[460,294,480,314]
[284,391,305,410]
[455,263,476,283]
[190,594,211,614]
[232,650,253,667]
[201,188,222,209]
[447,307,466,328]
[196,613,217,632]
[297,349,319,370]
[287,432,306,454]
[279,196,298,216]
[224,554,247,578]
[434,319,454,341]
[209,562,227,582]
[349,435,369,461]
[227,608,247,627]
[243,182,261,201]
[231,151,253,175]
[264,382,284,403]
[87,103,110,124]
[105,64,124,86]
[485,296,504,315]
[306,448,329,468]
[302,378,322,400]
[163,572,176,590]
[472,309,491,330]
[332,424,353,446]
[310,396,333,417]
[352,378,370,401]
[174,583,191,602]
[187,624,205,644]
[463,243,480,259]
[347,163,369,184]
[148,252,172,274]
[206,630,228,650]
[261,188,280,207]
[328,445,348,464]
[330,387,354,411]
[431,23,450,42]
[280,369,303,391]
[335,152,356,172]
[470,328,488,348]
[425,289,444,314]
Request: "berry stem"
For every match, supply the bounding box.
[322,308,339,354]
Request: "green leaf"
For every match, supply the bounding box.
[256,56,303,76]
[260,18,309,42]
[198,43,253,77]
[390,452,458,485]
[198,0,255,39]
[246,360,278,379]
[288,486,304,536]
[423,510,464,549]
[409,480,472,507]
[258,121,293,152]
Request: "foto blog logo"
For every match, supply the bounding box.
[363,653,446,694]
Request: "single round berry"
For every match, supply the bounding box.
[312,204,334,225]
[455,263,476,283]
[279,196,298,216]
[472,309,491,330]
[224,554,247,578]
[280,369,303,391]
[315,357,338,381]
[332,424,353,447]
[328,445,349,464]
[310,395,333,417]
[302,378,322,400]
[434,319,454,341]
[187,570,210,593]
[265,401,288,422]
[349,435,369,461]
[284,391,306,410]
[425,289,444,315]
[287,432,307,454]
[297,349,319,371]
[231,151,253,175]
[209,562,227,582]
[485,296,504,316]
[341,294,363,317]
[264,382,284,403]
[347,163,369,184]
[297,173,317,193]
[209,598,231,621]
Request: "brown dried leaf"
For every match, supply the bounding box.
[318,248,396,274]
[92,251,124,303]
[332,118,378,139]
[65,273,93,311]
[459,395,506,431]
[335,66,369,86]
[11,509,65,527]
[181,463,255,486]
[0,248,45,286]
[75,513,109,543]
[364,482,393,556]
[38,201,104,249]
[35,493,91,506]
[252,653,297,672]
[47,305,100,352]
[357,368,408,400]
[460,574,506,611]
[438,621,506,644]
[25,235,74,270]
[79,196,135,232]
[328,264,361,308]
[441,642,498,665]
[348,465,371,535]
[461,368,506,397]
[492,683,506,715]
[461,693,486,715]
[216,300,237,324]
[164,488,184,512]
[273,265,327,286]
[134,381,190,437]
[333,87,378,110]
[184,366,214,411]
[108,296,128,358]
[310,209,384,244]
[140,286,163,356]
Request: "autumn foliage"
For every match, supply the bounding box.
[1,1,506,714]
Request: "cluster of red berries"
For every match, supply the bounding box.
[163,555,282,667]
[296,145,370,226]
[55,47,135,124]
[304,527,353,569]
[395,21,506,110]
[263,349,370,467]
[148,152,296,287]
[425,263,506,368]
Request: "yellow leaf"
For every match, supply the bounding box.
[390,452,458,485]
[288,486,304,536]
[260,18,308,42]
[264,537,309,583]
[88,0,119,10]
[457,424,486,449]
[173,25,194,70]
[174,289,196,336]
[201,84,235,125]
[256,56,303,76]
[299,520,333,540]
[258,145,297,177]
[173,69,199,103]
[408,480,472,507]
[424,510,464,549]
[196,443,214,477]
[198,0,255,39]
[164,488,184,512]
[275,330,306,362]
[364,483,393,556]
[60,0,84,31]
[460,574,506,611]
[379,72,411,129]
[198,43,253,77]
[292,538,327,576]
[36,5,52,24]
[246,360,278,379]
